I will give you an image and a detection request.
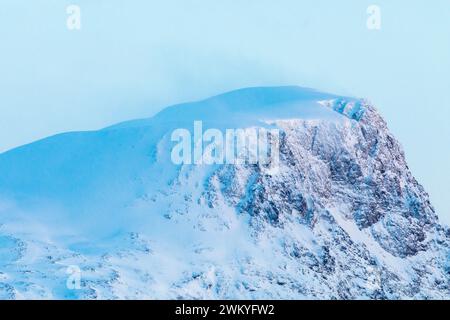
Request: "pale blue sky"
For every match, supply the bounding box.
[0,0,449,223]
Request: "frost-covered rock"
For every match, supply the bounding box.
[0,86,448,299]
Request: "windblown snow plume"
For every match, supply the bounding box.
[0,86,448,299]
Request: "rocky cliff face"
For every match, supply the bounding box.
[203,99,449,299]
[0,87,448,299]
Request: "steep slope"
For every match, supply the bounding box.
[0,86,448,299]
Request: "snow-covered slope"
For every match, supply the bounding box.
[0,86,448,299]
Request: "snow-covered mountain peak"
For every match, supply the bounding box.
[106,86,363,131]
[0,86,448,299]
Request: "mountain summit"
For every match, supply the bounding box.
[0,86,448,299]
